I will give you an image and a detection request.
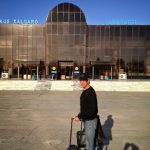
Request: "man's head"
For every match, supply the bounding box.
[79,74,90,89]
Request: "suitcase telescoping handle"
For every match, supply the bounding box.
[69,118,74,146]
[69,118,83,146]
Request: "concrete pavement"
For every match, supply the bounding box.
[0,91,150,150]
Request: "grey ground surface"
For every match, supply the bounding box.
[0,91,150,150]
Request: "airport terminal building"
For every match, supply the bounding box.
[0,3,150,79]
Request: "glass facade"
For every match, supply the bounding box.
[0,24,45,78]
[0,3,150,79]
[87,25,150,79]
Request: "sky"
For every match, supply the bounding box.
[0,0,150,25]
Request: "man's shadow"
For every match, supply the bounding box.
[97,115,114,150]
[123,142,140,150]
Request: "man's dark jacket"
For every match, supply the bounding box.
[78,86,98,121]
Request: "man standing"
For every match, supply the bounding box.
[74,74,98,150]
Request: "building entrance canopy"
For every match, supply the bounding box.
[90,61,114,80]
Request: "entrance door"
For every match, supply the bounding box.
[58,61,73,80]
[91,64,113,80]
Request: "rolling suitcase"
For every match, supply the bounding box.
[77,116,105,149]
[76,121,86,148]
[66,118,78,150]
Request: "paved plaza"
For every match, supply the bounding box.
[0,91,150,150]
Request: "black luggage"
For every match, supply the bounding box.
[96,115,105,144]
[66,118,78,150]
[76,121,86,148]
[66,145,78,150]
[66,116,105,150]
[77,116,105,149]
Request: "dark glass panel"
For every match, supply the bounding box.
[146,26,150,40]
[139,58,145,73]
[105,49,110,56]
[58,25,63,34]
[69,4,75,12]
[89,26,95,36]
[109,26,114,40]
[47,24,52,34]
[7,36,12,45]
[0,46,6,56]
[81,14,86,22]
[138,48,146,56]
[120,48,126,58]
[37,37,44,47]
[58,4,64,12]
[0,25,6,35]
[139,26,145,39]
[12,46,17,60]
[47,35,51,44]
[133,26,139,40]
[75,25,80,34]
[64,3,69,12]
[96,26,100,36]
[0,36,6,45]
[74,6,80,12]
[52,13,57,22]
[64,13,69,22]
[58,13,63,22]
[132,48,139,56]
[6,25,12,35]
[52,24,57,34]
[69,24,74,34]
[18,36,24,45]
[75,13,80,22]
[104,27,110,40]
[47,14,52,22]
[23,37,28,45]
[101,26,105,39]
[63,25,69,35]
[32,26,43,36]
[18,25,23,35]
[52,6,57,13]
[114,26,120,40]
[69,13,74,22]
[126,48,133,56]
[74,35,80,45]
[28,37,32,46]
[12,25,18,35]
[127,26,132,40]
[28,26,32,36]
[121,26,126,41]
[81,25,86,34]
[32,41,37,50]
[23,26,28,36]
[12,36,18,46]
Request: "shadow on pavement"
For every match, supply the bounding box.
[97,115,114,150]
[123,142,140,150]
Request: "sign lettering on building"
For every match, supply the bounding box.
[0,19,39,24]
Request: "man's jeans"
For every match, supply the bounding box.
[84,117,97,150]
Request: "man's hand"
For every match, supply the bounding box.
[73,116,80,122]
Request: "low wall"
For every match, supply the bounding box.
[0,80,150,91]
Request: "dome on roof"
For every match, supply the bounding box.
[46,3,86,23]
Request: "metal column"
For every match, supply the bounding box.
[37,65,39,80]
[92,65,95,80]
[18,65,19,80]
[83,66,86,73]
[111,65,113,80]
